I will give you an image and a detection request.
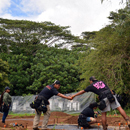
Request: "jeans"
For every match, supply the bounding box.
[86,117,91,122]
[2,104,11,123]
[2,110,9,122]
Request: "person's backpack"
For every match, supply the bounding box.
[102,89,115,103]
[112,90,122,103]
[0,94,3,107]
[0,92,9,112]
[30,96,47,113]
[1,103,9,112]
[78,114,90,128]
[0,92,4,112]
[116,94,122,103]
[0,96,2,112]
[30,97,41,109]
[98,100,106,110]
[37,101,47,113]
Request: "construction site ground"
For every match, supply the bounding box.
[0,111,129,130]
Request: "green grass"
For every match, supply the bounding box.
[70,113,80,116]
[8,108,130,117]
[107,108,130,116]
[9,112,35,117]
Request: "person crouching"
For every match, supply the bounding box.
[78,102,101,129]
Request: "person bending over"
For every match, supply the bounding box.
[33,80,72,130]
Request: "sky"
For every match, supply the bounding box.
[0,0,125,36]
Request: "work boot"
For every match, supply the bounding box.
[2,121,5,123]
[102,125,107,130]
[126,118,130,128]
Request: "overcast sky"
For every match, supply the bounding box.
[0,0,125,36]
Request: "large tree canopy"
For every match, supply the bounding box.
[0,18,77,55]
[0,18,85,95]
[0,45,81,95]
[27,46,80,94]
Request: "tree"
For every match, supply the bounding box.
[78,6,130,97]
[0,58,10,92]
[0,18,76,55]
[0,53,32,95]
[0,44,81,95]
[0,18,84,95]
[27,45,80,94]
[77,6,130,108]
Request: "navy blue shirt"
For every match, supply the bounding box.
[81,107,94,117]
[84,80,109,96]
[39,84,59,100]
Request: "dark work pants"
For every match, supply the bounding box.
[2,104,10,123]
[2,109,9,122]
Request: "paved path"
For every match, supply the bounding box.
[46,124,128,130]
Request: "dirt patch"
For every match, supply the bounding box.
[50,111,70,117]
[0,112,129,130]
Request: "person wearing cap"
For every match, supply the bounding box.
[78,102,101,129]
[71,76,130,130]
[1,87,12,123]
[33,80,72,130]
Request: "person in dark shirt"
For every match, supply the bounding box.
[78,102,101,129]
[33,80,72,130]
[71,76,130,130]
